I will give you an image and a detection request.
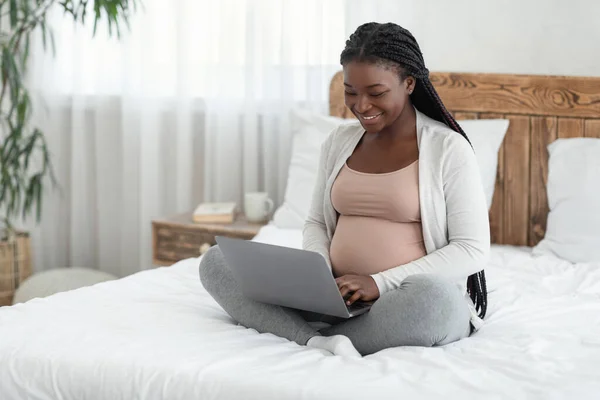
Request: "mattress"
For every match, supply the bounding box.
[1,224,600,400]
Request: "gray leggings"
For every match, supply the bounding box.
[199,245,472,356]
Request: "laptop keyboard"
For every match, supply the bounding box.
[347,301,371,312]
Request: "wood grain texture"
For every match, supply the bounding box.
[329,71,353,119]
[480,113,505,244]
[557,118,584,139]
[454,112,478,120]
[585,119,600,138]
[151,213,265,266]
[502,116,531,245]
[529,117,557,246]
[491,145,505,244]
[430,72,600,118]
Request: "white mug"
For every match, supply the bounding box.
[244,192,274,223]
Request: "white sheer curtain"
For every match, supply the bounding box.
[26,0,349,276]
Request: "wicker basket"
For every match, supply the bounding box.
[0,233,32,306]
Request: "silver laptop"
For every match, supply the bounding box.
[215,236,372,319]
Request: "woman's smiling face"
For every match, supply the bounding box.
[343,61,414,134]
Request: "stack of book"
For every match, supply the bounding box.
[192,202,237,224]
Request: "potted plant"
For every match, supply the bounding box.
[0,0,138,306]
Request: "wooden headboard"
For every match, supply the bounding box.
[329,71,600,246]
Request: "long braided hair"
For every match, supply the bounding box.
[340,22,488,319]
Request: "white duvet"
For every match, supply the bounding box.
[1,225,600,400]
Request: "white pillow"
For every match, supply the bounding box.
[272,109,347,229]
[458,119,510,210]
[273,111,509,229]
[533,138,600,263]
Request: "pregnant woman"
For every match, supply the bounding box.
[199,22,489,357]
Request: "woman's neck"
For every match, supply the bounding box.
[375,104,417,143]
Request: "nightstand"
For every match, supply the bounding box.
[151,212,266,266]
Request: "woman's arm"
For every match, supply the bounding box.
[302,130,336,269]
[371,135,491,295]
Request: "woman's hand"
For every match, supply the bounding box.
[335,275,380,306]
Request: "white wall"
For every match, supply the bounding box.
[345,0,600,77]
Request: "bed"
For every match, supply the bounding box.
[2,72,600,400]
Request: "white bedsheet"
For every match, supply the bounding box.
[2,224,600,400]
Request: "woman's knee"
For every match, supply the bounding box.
[198,245,227,289]
[399,274,459,302]
[373,275,459,322]
[378,274,470,346]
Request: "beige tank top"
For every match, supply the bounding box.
[329,160,427,277]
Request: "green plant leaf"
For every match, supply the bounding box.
[1,45,22,109]
[9,0,18,29]
[49,24,56,55]
[40,19,48,50]
[17,90,29,123]
[21,0,31,15]
[23,177,34,219]
[22,133,37,172]
[21,35,31,70]
[36,176,43,221]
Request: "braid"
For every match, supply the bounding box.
[341,22,488,319]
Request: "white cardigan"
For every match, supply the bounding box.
[302,109,490,326]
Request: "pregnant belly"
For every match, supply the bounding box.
[330,215,427,277]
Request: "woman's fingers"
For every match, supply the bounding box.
[339,281,359,291]
[339,285,351,298]
[336,275,365,301]
[335,275,381,304]
[338,281,361,299]
[335,275,358,287]
[346,290,363,306]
